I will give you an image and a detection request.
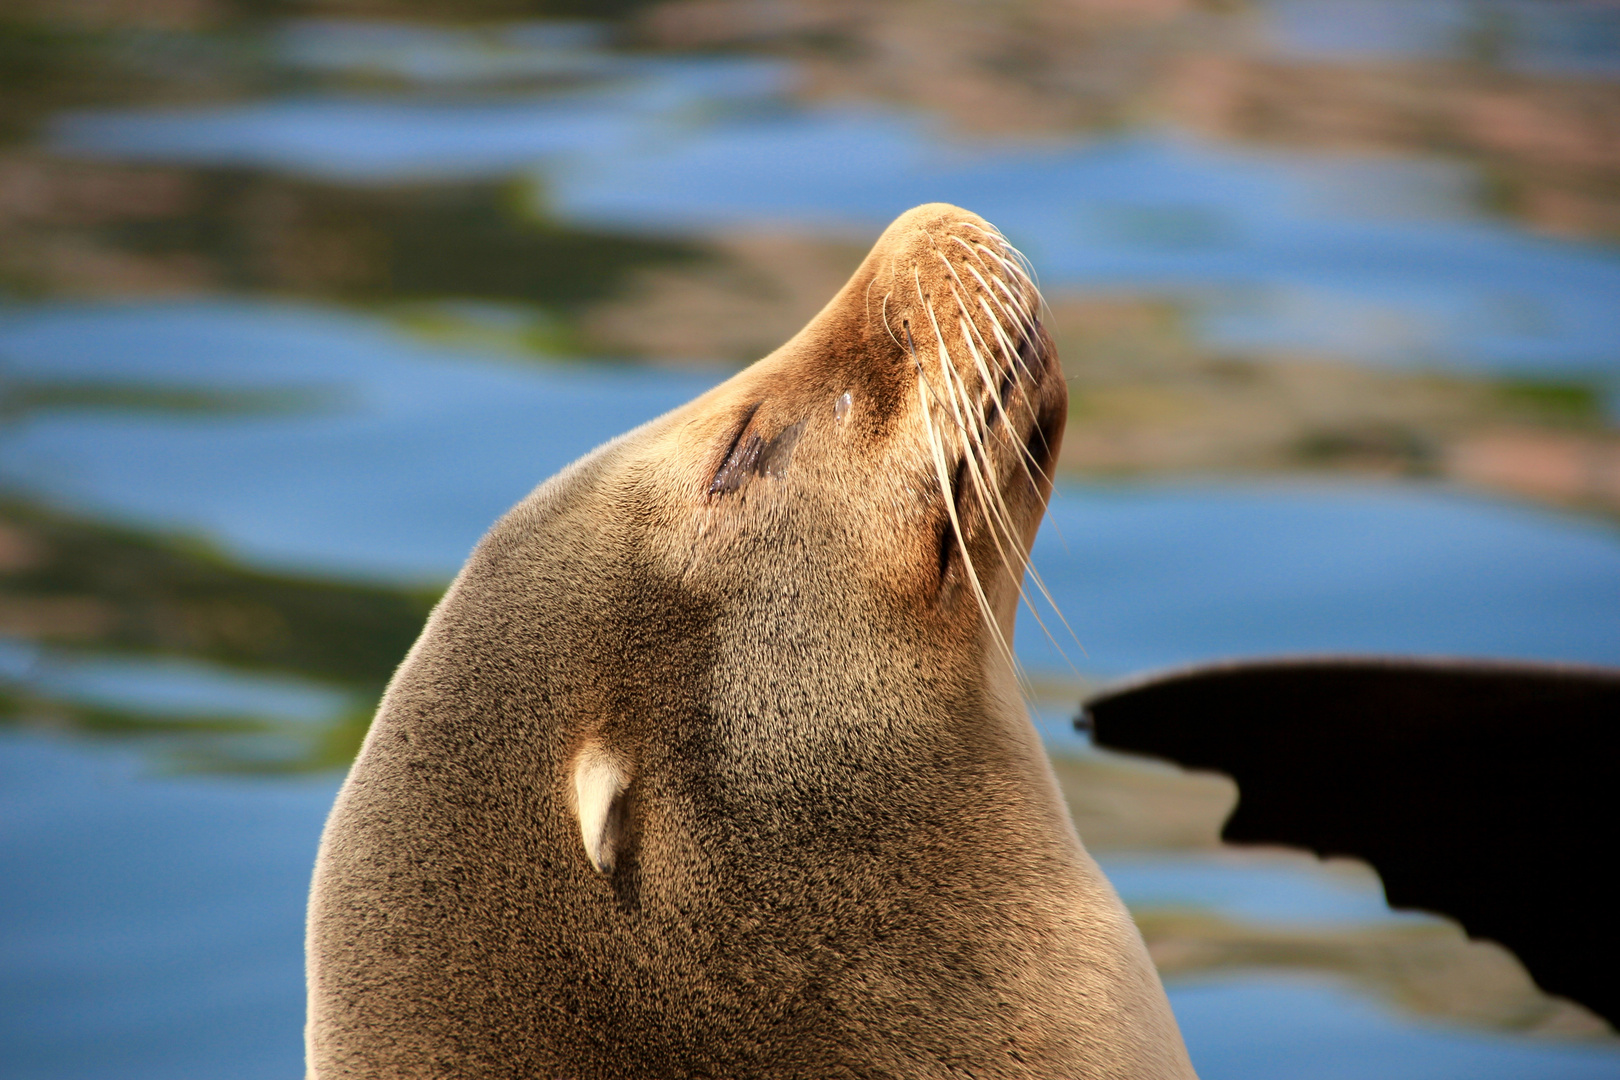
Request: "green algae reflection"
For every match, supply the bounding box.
[0,495,440,774]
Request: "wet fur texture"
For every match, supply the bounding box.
[307,204,1197,1079]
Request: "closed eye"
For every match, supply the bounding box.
[710,403,762,495]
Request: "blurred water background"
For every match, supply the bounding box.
[2,1,1619,1076]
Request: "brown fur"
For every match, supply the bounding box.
[307,204,1197,1079]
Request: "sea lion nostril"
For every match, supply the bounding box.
[1016,320,1044,382]
[1024,418,1047,465]
[937,456,970,585]
[993,366,1017,425]
[936,515,955,585]
[1026,397,1064,476]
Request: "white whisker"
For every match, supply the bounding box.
[879,291,904,350]
[929,254,1061,663]
[936,250,1050,491]
[977,259,1039,336]
[911,319,1014,670]
[903,222,1082,676]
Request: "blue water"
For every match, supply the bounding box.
[3,299,1618,1076]
[0,737,331,1080]
[5,302,1616,676]
[1025,482,1620,675]
[1100,854,1449,928]
[1260,0,1620,75]
[1174,978,1620,1080]
[51,45,1620,376]
[5,9,1620,1077]
[0,301,715,581]
[10,736,1610,1080]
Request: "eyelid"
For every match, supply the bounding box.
[709,403,762,496]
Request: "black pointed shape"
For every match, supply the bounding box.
[1081,655,1620,1027]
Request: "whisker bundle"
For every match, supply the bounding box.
[902,221,1080,679]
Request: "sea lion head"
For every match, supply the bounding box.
[453,199,1069,855]
[309,204,1192,1078]
[710,202,1065,644]
[517,201,1069,875]
[599,200,1065,676]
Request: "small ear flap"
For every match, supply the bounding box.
[572,744,630,874]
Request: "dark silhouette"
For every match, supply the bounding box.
[1080,656,1620,1027]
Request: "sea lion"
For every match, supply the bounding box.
[307,203,1197,1079]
